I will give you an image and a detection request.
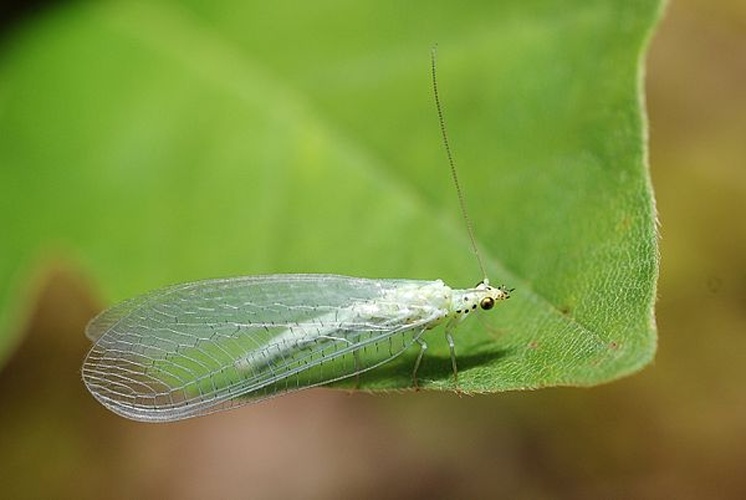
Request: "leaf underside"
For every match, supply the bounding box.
[0,0,661,393]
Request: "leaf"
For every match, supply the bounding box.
[0,0,661,393]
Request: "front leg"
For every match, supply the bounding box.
[445,321,461,393]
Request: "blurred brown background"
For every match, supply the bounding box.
[2,0,745,498]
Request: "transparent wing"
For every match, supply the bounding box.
[82,274,442,422]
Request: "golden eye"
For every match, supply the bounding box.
[480,297,495,310]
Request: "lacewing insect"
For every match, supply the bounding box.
[82,48,512,422]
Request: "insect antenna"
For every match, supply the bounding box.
[430,45,489,283]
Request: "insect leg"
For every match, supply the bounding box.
[352,349,362,389]
[445,323,460,390]
[412,336,428,390]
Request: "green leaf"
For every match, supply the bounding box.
[0,0,661,393]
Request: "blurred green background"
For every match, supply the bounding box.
[1,0,744,498]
